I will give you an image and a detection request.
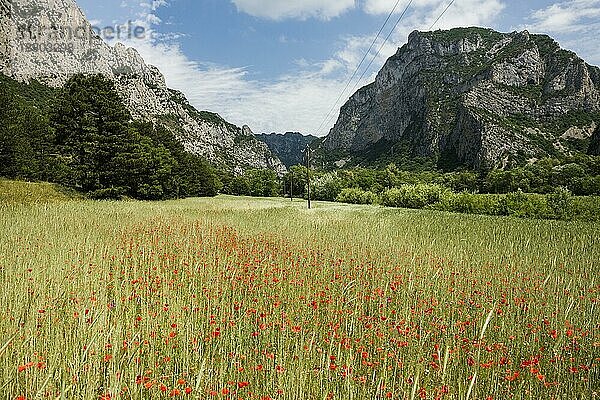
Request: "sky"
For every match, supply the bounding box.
[76,0,600,136]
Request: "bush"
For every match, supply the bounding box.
[546,187,574,220]
[433,192,503,215]
[498,190,551,219]
[311,173,344,201]
[381,184,447,209]
[572,196,600,221]
[336,188,378,205]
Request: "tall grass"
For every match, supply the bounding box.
[0,196,598,399]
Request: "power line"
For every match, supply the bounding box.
[319,0,414,136]
[346,0,413,109]
[317,0,458,137]
[429,0,456,30]
[314,0,403,139]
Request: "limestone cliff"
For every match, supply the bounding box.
[323,28,600,170]
[0,0,285,174]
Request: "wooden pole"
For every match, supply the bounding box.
[306,145,311,210]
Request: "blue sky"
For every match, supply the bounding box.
[77,0,600,135]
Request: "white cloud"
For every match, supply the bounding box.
[520,1,600,66]
[524,0,600,34]
[111,0,507,136]
[121,38,347,134]
[230,0,356,20]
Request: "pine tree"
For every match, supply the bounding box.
[50,74,133,192]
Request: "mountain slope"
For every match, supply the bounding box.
[323,28,600,170]
[254,132,318,167]
[0,0,285,174]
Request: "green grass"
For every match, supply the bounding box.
[1,195,599,399]
[0,180,80,204]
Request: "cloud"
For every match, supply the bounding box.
[524,0,600,34]
[520,1,600,66]
[121,38,347,134]
[230,0,356,20]
[111,0,507,135]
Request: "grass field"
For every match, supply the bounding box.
[1,192,599,399]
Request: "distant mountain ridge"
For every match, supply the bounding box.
[0,0,285,175]
[255,132,318,167]
[322,28,600,170]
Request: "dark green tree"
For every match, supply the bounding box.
[50,74,133,192]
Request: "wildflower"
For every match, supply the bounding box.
[505,371,519,381]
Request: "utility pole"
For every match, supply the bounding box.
[305,145,311,210]
[290,173,294,202]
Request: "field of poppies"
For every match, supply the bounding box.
[1,195,599,399]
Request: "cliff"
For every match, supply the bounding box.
[323,28,600,170]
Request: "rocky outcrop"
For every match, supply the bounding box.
[0,0,285,174]
[324,28,600,170]
[255,132,318,167]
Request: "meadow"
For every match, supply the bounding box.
[1,189,599,399]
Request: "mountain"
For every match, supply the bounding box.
[254,132,318,167]
[0,0,285,175]
[322,28,600,170]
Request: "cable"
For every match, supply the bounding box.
[314,0,403,139]
[319,0,414,136]
[428,0,456,30]
[347,0,413,106]
[317,0,457,137]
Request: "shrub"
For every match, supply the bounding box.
[336,188,378,205]
[433,192,503,215]
[546,187,574,220]
[381,184,447,209]
[497,190,551,219]
[311,173,344,201]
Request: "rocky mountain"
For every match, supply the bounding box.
[322,28,600,170]
[0,0,285,175]
[255,132,318,167]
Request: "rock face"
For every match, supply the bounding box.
[323,28,600,170]
[255,132,318,167]
[0,0,285,174]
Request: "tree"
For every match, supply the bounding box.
[0,79,54,180]
[50,74,133,192]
